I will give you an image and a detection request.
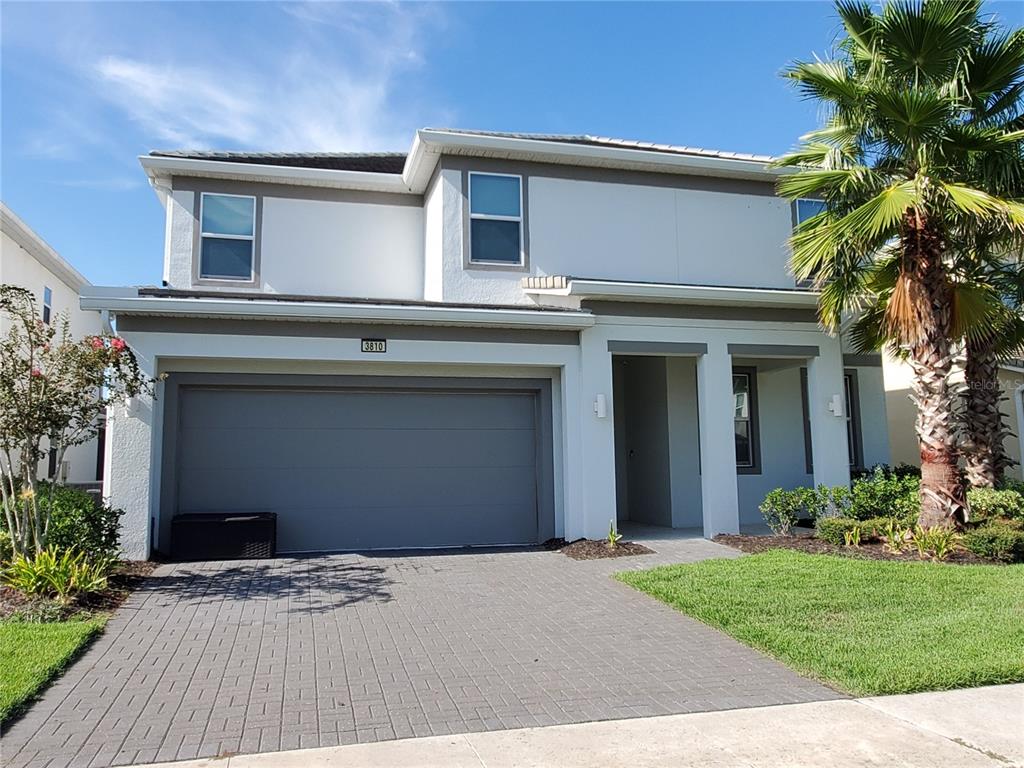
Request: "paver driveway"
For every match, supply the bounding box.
[2,536,838,768]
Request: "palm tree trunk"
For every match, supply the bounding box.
[963,337,1010,488]
[903,216,968,529]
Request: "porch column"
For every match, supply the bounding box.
[577,328,617,540]
[807,343,851,489]
[696,342,740,536]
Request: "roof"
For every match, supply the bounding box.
[424,129,776,164]
[140,128,787,196]
[148,151,407,174]
[0,202,91,291]
[79,286,595,331]
[148,131,774,173]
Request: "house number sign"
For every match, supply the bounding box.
[361,339,387,353]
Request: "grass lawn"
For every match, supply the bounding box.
[617,550,1024,696]
[0,617,106,722]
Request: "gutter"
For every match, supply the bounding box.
[523,278,820,309]
[139,156,414,194]
[79,287,596,331]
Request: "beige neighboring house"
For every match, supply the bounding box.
[0,202,105,485]
[883,353,1024,483]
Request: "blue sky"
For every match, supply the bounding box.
[2,1,1021,287]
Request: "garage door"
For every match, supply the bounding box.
[175,386,541,552]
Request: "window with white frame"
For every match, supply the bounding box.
[199,193,255,280]
[795,198,827,227]
[42,286,52,324]
[468,173,523,265]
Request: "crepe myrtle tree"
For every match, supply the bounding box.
[0,285,151,557]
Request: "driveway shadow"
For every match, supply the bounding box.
[137,557,396,613]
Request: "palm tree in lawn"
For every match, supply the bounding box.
[774,0,1024,528]
[961,260,1024,487]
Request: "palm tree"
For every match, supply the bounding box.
[962,261,1024,487]
[774,0,1024,528]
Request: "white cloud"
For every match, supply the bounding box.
[90,3,447,152]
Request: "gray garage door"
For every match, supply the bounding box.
[176,386,541,553]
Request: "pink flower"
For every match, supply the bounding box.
[110,338,127,352]
[90,337,105,350]
[31,368,43,377]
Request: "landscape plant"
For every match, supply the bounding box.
[607,520,622,549]
[774,0,1024,529]
[1,547,112,605]
[0,285,150,558]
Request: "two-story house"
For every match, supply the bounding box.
[82,130,892,560]
[1,202,105,486]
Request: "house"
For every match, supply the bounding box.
[884,353,1024,482]
[81,129,892,560]
[1,202,105,486]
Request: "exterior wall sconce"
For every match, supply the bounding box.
[594,394,607,419]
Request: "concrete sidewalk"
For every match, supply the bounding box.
[141,684,1023,768]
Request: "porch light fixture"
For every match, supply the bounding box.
[828,393,845,417]
[594,394,608,419]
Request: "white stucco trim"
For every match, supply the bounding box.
[140,156,413,195]
[524,278,821,308]
[79,287,595,330]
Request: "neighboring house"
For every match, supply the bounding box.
[82,129,892,560]
[0,202,105,485]
[884,354,1024,482]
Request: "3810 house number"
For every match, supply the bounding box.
[361,339,387,353]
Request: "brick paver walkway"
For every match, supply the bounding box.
[1,536,838,768]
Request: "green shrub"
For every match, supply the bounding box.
[847,468,919,523]
[816,517,863,545]
[759,488,808,534]
[1,547,113,604]
[967,488,1024,523]
[803,485,851,520]
[0,529,11,563]
[962,523,1024,563]
[1,484,123,560]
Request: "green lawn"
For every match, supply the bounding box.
[617,550,1024,696]
[0,617,106,722]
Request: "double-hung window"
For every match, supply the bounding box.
[199,193,256,281]
[733,368,759,471]
[42,286,52,324]
[468,173,523,265]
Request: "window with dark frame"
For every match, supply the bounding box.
[42,286,52,324]
[468,172,523,265]
[800,368,863,472]
[733,368,760,472]
[199,193,255,280]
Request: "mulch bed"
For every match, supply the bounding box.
[553,539,655,560]
[0,560,158,621]
[714,534,993,565]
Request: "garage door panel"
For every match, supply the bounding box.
[175,385,542,551]
[178,465,538,511]
[181,389,536,431]
[274,503,537,551]
[179,426,537,471]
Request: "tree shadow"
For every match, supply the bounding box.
[134,556,396,613]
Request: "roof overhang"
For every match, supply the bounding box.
[80,287,595,331]
[140,129,793,200]
[522,277,820,309]
[0,203,91,291]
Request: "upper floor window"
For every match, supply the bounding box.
[199,193,255,280]
[42,286,52,324]
[733,368,760,472]
[795,198,827,227]
[469,173,523,265]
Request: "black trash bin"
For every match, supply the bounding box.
[171,512,277,561]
